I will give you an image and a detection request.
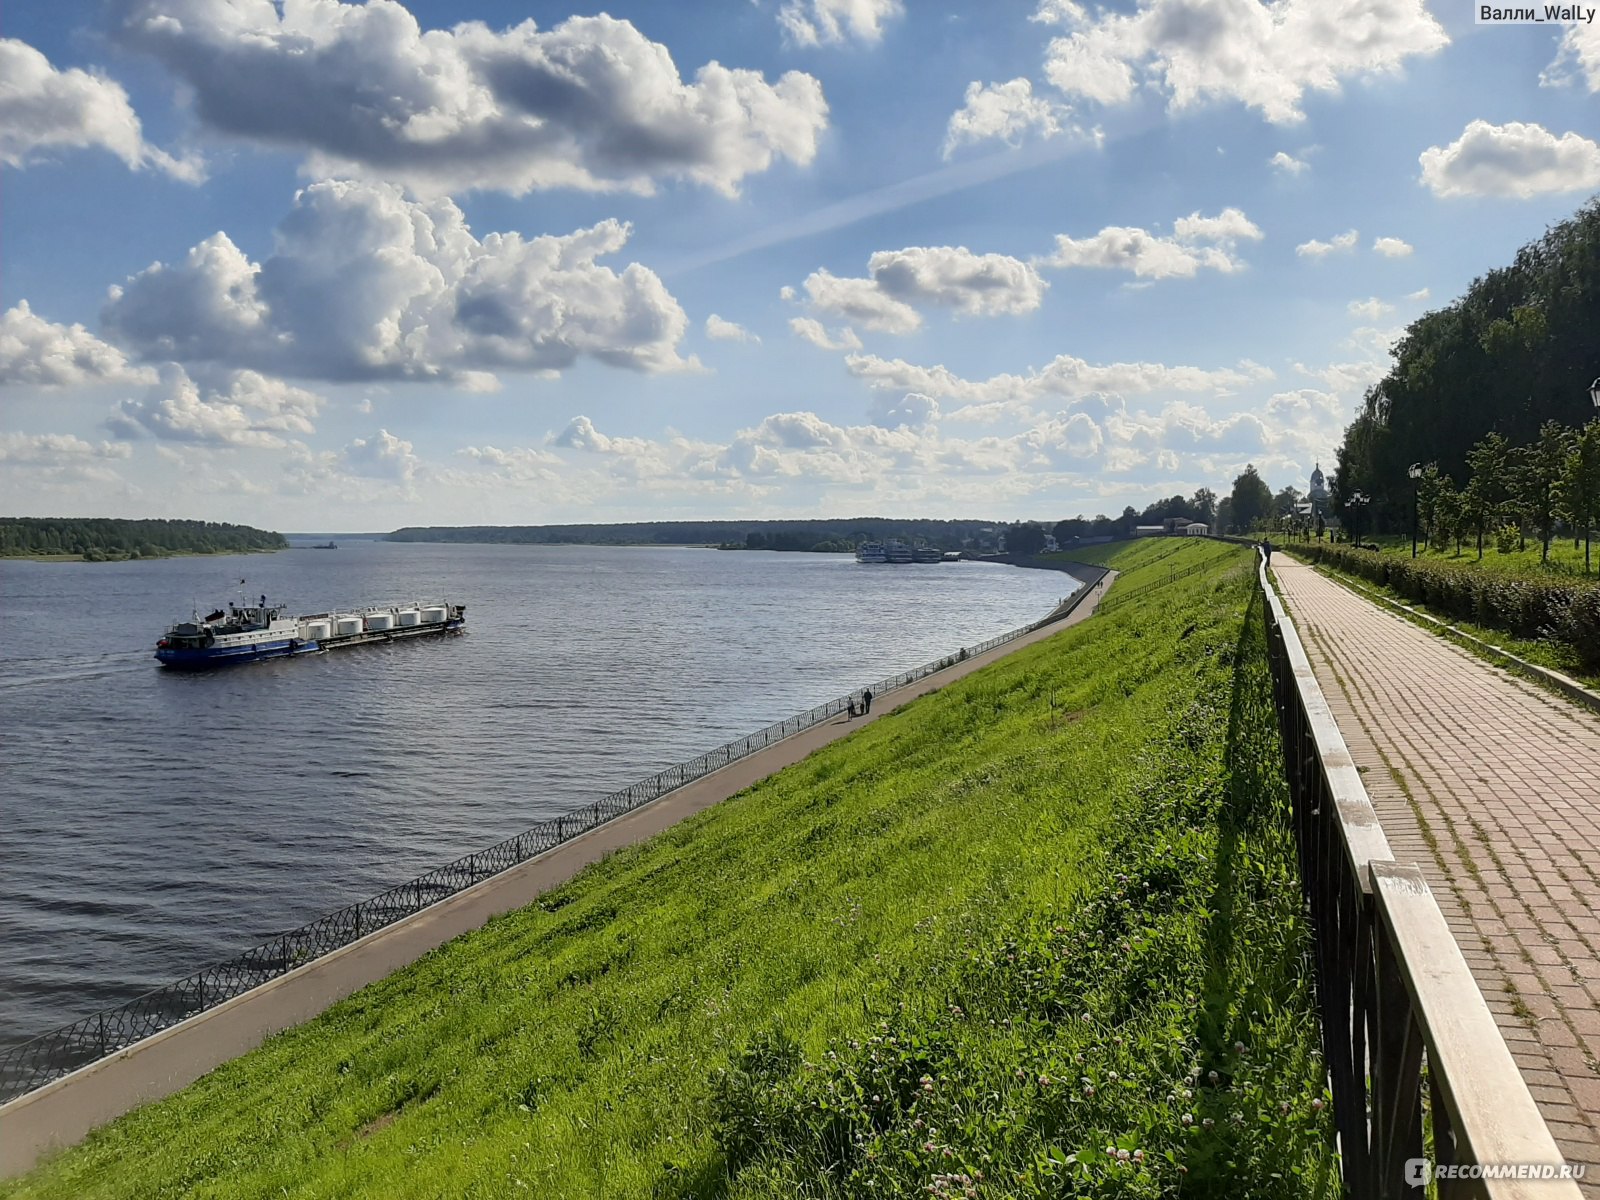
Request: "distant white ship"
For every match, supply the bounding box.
[855,539,944,564]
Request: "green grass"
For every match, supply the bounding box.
[4,541,1333,1199]
[1354,533,1596,578]
[1042,537,1240,582]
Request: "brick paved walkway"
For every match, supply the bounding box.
[1272,556,1600,1190]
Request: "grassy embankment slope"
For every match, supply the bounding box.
[5,539,1336,1199]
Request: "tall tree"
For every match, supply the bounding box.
[1517,421,1573,561]
[1330,196,1600,516]
[1191,487,1217,528]
[1560,418,1600,573]
[1229,465,1274,532]
[1053,517,1088,544]
[1465,432,1513,559]
[1005,521,1047,557]
[1433,478,1464,553]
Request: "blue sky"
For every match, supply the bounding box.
[2,0,1598,528]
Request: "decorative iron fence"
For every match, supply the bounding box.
[1256,550,1580,1198]
[0,574,1106,1104]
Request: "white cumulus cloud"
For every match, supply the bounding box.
[101,180,696,384]
[705,314,759,343]
[0,431,132,464]
[342,429,419,483]
[1419,120,1600,198]
[789,317,864,351]
[777,0,904,47]
[1347,297,1395,321]
[868,246,1049,316]
[844,350,1273,420]
[1270,150,1309,174]
[791,245,1047,336]
[107,366,324,448]
[943,78,1065,157]
[1040,0,1447,124]
[867,391,940,430]
[1542,19,1600,92]
[113,1,827,197]
[0,38,199,180]
[0,301,155,387]
[1372,236,1414,257]
[797,269,923,333]
[1295,230,1358,258]
[1043,208,1263,279]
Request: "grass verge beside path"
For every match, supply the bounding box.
[1300,554,1600,691]
[1362,533,1595,578]
[4,541,1334,1199]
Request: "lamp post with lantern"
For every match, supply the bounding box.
[1587,379,1600,573]
[1408,463,1423,557]
[1346,491,1370,548]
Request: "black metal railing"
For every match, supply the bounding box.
[0,578,1107,1104]
[1093,557,1216,614]
[1256,550,1579,1198]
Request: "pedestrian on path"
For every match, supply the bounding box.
[1261,537,1273,567]
[846,696,857,718]
[861,688,873,715]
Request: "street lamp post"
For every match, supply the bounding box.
[1408,462,1423,558]
[1588,380,1599,573]
[1347,491,1370,548]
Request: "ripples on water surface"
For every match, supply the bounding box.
[0,541,1075,1047]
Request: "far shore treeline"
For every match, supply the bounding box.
[0,517,288,561]
[388,518,1012,553]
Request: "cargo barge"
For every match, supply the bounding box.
[155,597,465,669]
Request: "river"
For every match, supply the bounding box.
[0,540,1076,1050]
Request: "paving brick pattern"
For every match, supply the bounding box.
[1272,556,1600,1192]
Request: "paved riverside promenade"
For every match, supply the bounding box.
[1272,555,1600,1189]
[0,572,1114,1179]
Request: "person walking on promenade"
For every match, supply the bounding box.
[861,688,873,715]
[847,696,857,718]
[1261,537,1274,568]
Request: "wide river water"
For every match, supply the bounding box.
[0,541,1075,1050]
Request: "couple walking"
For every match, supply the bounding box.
[847,688,873,719]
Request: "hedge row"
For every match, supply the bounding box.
[1295,543,1600,670]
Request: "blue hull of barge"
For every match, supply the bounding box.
[155,639,315,669]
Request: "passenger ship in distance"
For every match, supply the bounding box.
[855,539,944,564]
[155,597,465,668]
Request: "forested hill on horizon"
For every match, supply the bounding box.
[1337,194,1599,509]
[1,517,287,560]
[388,518,1009,552]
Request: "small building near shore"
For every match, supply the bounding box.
[1183,522,1209,536]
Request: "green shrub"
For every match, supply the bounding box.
[1294,543,1600,666]
[1494,525,1520,554]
